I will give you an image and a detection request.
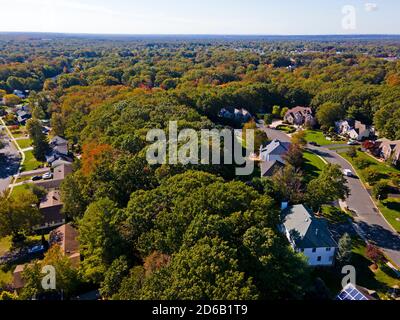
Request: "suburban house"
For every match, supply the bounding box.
[35,190,65,230]
[336,283,379,301]
[219,107,252,123]
[13,89,26,99]
[259,139,291,177]
[284,106,316,127]
[374,138,400,165]
[335,120,373,141]
[46,136,71,164]
[281,204,337,267]
[16,110,31,125]
[49,224,80,268]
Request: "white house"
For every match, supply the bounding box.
[259,139,291,163]
[336,120,373,141]
[282,204,337,267]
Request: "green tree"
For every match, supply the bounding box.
[316,102,344,131]
[346,146,357,160]
[272,105,281,118]
[372,181,390,200]
[100,256,130,299]
[306,164,350,212]
[79,198,126,283]
[26,118,49,161]
[0,191,42,241]
[337,233,352,265]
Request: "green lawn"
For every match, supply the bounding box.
[21,150,43,172]
[9,125,28,139]
[0,237,12,286]
[319,205,353,224]
[305,130,345,146]
[11,184,33,198]
[17,138,32,149]
[341,150,399,180]
[302,150,327,181]
[378,198,400,232]
[0,236,11,256]
[276,124,296,134]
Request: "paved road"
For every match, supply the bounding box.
[0,130,21,194]
[261,125,400,268]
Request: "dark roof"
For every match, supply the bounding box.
[260,160,285,177]
[50,136,68,146]
[282,205,337,249]
[39,191,64,226]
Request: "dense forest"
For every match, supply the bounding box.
[1,34,400,300]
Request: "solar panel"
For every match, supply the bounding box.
[336,284,369,301]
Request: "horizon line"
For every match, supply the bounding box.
[1,31,400,37]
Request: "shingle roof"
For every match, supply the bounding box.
[282,205,337,249]
[260,139,291,156]
[260,160,285,177]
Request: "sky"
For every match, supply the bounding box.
[0,0,399,35]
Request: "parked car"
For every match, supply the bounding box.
[347,140,359,146]
[343,169,355,177]
[32,175,42,181]
[42,172,53,180]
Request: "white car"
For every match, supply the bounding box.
[343,169,354,177]
[42,172,53,180]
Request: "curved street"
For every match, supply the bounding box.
[0,122,21,195]
[261,124,400,268]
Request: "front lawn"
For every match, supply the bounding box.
[21,150,43,172]
[17,138,32,149]
[341,150,399,180]
[378,198,400,232]
[302,150,327,181]
[276,124,296,134]
[305,130,345,146]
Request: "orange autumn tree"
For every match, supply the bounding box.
[81,142,117,176]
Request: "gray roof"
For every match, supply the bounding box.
[260,160,284,177]
[50,136,68,146]
[260,139,291,156]
[282,205,337,249]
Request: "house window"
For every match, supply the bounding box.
[317,256,322,262]
[312,248,317,253]
[326,248,332,252]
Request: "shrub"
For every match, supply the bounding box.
[372,181,390,200]
[362,167,382,184]
[354,157,373,170]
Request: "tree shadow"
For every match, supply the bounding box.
[357,221,400,251]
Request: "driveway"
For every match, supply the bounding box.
[260,124,400,267]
